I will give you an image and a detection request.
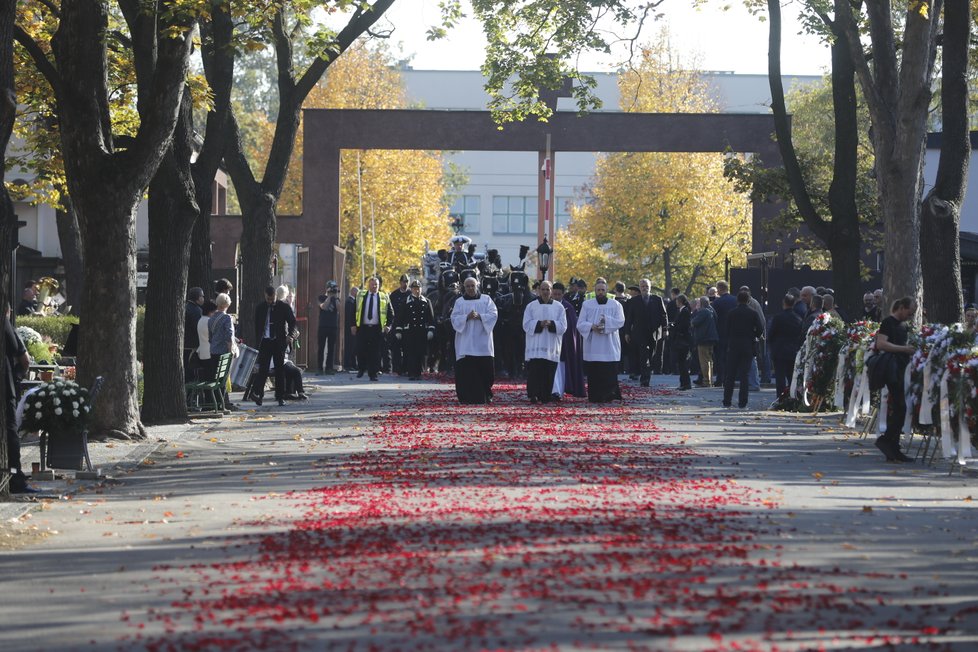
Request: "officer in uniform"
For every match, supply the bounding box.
[395,279,436,380]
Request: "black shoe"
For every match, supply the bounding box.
[254,396,263,406]
[370,376,379,381]
[9,471,39,494]
[551,393,562,403]
[678,385,693,391]
[874,438,897,462]
[895,450,914,463]
[277,399,286,406]
[628,374,639,380]
[296,393,308,400]
[738,404,748,409]
[722,403,732,408]
[357,371,365,378]
[640,382,650,387]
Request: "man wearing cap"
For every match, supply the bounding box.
[451,277,498,404]
[568,279,588,315]
[317,281,340,374]
[448,236,471,269]
[388,274,411,375]
[395,279,436,380]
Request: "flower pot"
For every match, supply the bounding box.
[45,429,86,470]
[39,370,54,382]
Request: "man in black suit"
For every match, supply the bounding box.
[723,290,765,409]
[184,287,204,381]
[252,286,297,406]
[768,294,803,398]
[623,278,669,387]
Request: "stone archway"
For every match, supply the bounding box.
[300,108,781,343]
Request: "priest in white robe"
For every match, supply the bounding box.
[522,281,568,403]
[451,277,499,404]
[577,278,626,402]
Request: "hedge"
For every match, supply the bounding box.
[17,307,146,360]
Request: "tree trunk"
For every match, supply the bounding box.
[238,197,277,347]
[55,197,85,316]
[0,0,14,492]
[187,213,213,294]
[824,17,863,316]
[142,90,198,424]
[920,0,970,324]
[74,193,146,440]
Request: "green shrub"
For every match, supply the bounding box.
[15,315,80,348]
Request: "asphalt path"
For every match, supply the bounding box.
[0,372,975,651]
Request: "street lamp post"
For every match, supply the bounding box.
[537,237,553,280]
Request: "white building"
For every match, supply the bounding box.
[398,69,819,274]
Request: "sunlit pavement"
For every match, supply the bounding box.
[1,371,976,651]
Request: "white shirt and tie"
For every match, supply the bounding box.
[362,292,380,326]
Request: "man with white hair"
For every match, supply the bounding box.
[451,276,498,404]
[796,286,816,319]
[251,285,297,406]
[522,281,567,403]
[352,277,393,382]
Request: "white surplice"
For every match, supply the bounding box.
[522,298,568,362]
[576,297,625,362]
[451,293,498,358]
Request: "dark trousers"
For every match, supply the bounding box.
[631,337,657,383]
[403,330,427,378]
[455,355,494,404]
[773,354,796,398]
[389,331,404,374]
[357,324,382,379]
[723,341,754,408]
[255,338,286,400]
[317,328,337,372]
[5,393,21,472]
[344,329,358,370]
[526,358,558,402]
[674,342,691,388]
[882,373,907,448]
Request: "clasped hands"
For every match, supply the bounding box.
[467,310,481,320]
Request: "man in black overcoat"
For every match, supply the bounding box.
[252,286,297,406]
[723,290,765,409]
[623,278,669,387]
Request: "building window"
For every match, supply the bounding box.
[492,195,537,235]
[450,195,481,234]
[556,196,575,231]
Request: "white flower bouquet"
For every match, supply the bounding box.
[19,380,92,435]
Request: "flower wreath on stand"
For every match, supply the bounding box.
[803,313,847,410]
[19,380,92,436]
[842,321,878,402]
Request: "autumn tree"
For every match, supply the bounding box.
[247,44,451,286]
[557,37,752,295]
[15,1,195,439]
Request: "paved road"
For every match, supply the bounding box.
[1,372,976,651]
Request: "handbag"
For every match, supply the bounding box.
[866,351,896,391]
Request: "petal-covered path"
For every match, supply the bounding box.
[2,377,977,651]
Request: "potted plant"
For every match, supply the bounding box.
[19,380,92,470]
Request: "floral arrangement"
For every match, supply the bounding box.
[19,380,91,435]
[16,325,42,346]
[843,321,878,384]
[803,312,847,404]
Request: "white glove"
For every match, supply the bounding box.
[426,331,434,341]
[395,333,402,340]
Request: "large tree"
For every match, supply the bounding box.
[141,3,234,424]
[919,0,972,323]
[1,0,17,494]
[247,43,452,286]
[15,1,195,438]
[834,0,943,311]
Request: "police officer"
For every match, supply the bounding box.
[395,279,436,380]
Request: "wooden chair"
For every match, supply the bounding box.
[186,354,232,416]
